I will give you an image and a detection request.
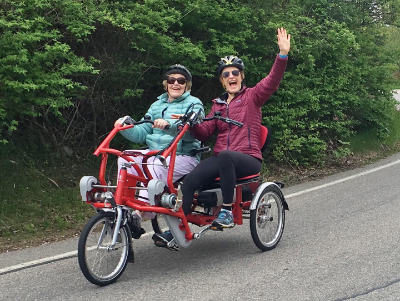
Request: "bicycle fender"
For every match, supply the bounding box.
[79,176,98,202]
[249,182,289,210]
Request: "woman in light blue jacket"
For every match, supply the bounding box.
[115,64,204,222]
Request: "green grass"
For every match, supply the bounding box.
[384,109,400,145]
[350,110,400,153]
[0,145,96,251]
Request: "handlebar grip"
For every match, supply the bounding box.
[189,146,211,156]
[123,116,136,125]
[118,115,136,125]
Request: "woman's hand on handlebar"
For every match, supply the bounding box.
[172,110,202,125]
[153,119,170,130]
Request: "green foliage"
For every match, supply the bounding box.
[1,0,399,166]
[259,1,398,164]
[0,0,98,141]
[383,26,400,77]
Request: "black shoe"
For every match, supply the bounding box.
[131,227,145,239]
[128,213,145,239]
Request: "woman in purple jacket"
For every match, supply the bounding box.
[153,28,291,246]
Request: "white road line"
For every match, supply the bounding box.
[0,250,78,275]
[285,158,400,199]
[0,231,155,275]
[2,158,400,275]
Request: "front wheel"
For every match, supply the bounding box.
[78,212,130,286]
[250,184,285,252]
[151,214,162,234]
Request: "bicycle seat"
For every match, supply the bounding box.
[213,173,260,184]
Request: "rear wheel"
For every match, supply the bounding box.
[250,185,285,251]
[78,212,130,286]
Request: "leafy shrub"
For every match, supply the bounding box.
[1,0,399,165]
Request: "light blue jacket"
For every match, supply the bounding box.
[120,91,204,159]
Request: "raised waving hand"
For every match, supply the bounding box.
[277,27,291,56]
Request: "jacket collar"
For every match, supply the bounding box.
[158,91,190,103]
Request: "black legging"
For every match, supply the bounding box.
[182,150,262,215]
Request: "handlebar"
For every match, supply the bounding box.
[95,109,242,157]
[93,118,155,157]
[120,115,170,129]
[202,111,243,127]
[173,106,243,129]
[94,113,177,157]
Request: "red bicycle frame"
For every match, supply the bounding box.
[91,122,199,241]
[87,119,262,243]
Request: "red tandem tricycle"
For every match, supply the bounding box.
[78,106,289,286]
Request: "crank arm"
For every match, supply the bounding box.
[193,225,212,240]
[166,238,180,251]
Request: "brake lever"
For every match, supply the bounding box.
[227,119,243,127]
[121,116,136,125]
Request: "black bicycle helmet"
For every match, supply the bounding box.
[165,64,192,81]
[217,55,245,75]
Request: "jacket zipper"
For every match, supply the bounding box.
[226,103,230,150]
[248,126,251,148]
[161,107,168,118]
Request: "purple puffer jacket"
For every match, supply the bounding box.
[191,55,287,161]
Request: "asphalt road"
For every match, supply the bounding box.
[1,152,400,301]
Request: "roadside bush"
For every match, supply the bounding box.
[1,0,399,165]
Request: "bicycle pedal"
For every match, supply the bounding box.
[165,238,179,251]
[210,224,224,231]
[152,234,179,251]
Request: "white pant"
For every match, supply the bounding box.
[117,149,198,208]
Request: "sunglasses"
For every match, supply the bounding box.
[222,70,240,78]
[167,76,186,85]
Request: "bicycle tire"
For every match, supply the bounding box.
[78,212,130,286]
[250,184,285,252]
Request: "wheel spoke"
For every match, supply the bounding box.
[78,213,130,286]
[250,186,285,251]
